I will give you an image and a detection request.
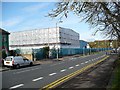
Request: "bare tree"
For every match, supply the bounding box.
[48,1,120,43]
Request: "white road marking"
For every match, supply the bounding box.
[10,84,24,89]
[14,67,41,74]
[49,73,57,76]
[85,61,88,63]
[51,63,59,66]
[75,64,79,67]
[14,69,31,74]
[59,62,64,64]
[60,69,66,72]
[31,68,40,71]
[69,66,74,69]
[81,63,84,64]
[102,55,105,57]
[32,77,43,82]
[71,58,76,60]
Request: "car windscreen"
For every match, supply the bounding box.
[6,57,12,61]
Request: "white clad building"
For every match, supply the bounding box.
[9,27,80,50]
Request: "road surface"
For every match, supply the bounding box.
[2,52,107,89]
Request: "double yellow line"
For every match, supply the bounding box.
[41,56,109,90]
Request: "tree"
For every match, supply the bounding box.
[43,46,50,59]
[48,1,120,43]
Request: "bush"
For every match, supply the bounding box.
[2,50,7,59]
[111,58,120,90]
[43,46,50,59]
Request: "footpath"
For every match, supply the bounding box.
[0,54,84,72]
[0,59,54,72]
[54,54,118,90]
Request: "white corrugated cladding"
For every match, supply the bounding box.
[59,27,79,48]
[9,27,80,50]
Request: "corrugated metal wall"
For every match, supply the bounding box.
[15,48,110,60]
[9,27,80,50]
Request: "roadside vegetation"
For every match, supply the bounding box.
[43,46,50,59]
[111,56,120,90]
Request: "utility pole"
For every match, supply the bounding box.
[56,21,63,60]
[48,28,50,58]
[56,23,58,60]
[83,47,85,56]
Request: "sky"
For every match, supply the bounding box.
[1,1,106,42]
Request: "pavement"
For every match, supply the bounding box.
[0,52,109,72]
[0,60,53,72]
[0,66,10,72]
[0,54,88,72]
[55,54,117,89]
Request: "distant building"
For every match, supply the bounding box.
[0,28,10,55]
[79,40,88,48]
[9,27,80,50]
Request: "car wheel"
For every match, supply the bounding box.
[30,62,33,66]
[16,64,20,69]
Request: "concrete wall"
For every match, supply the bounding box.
[21,54,33,61]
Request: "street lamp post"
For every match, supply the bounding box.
[83,47,85,56]
[90,47,91,55]
[56,23,58,60]
[56,21,63,60]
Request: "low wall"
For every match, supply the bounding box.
[21,54,33,61]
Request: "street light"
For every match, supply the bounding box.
[83,47,85,56]
[56,21,63,60]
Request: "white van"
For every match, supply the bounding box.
[4,56,33,68]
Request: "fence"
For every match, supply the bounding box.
[15,48,111,60]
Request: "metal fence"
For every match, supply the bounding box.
[15,48,111,60]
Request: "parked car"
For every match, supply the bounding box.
[4,56,33,68]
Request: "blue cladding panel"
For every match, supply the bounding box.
[17,48,111,60]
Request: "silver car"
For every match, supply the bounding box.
[4,56,33,68]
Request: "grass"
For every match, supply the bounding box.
[111,56,120,90]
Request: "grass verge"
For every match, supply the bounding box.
[111,56,120,90]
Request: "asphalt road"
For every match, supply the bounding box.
[2,52,107,89]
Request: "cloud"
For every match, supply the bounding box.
[22,3,50,13]
[3,16,23,27]
[2,0,59,2]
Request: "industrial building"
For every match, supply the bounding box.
[79,40,88,48]
[0,28,10,56]
[9,27,80,50]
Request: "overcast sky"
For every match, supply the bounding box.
[2,1,107,42]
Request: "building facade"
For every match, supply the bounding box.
[9,27,80,50]
[0,28,10,59]
[79,40,88,48]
